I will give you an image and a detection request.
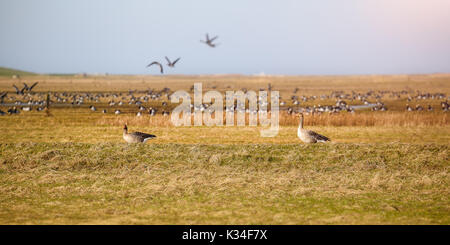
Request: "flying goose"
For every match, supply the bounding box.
[123,124,156,143]
[27,82,39,91]
[165,57,181,67]
[147,61,164,74]
[0,92,7,103]
[13,85,25,95]
[200,33,219,47]
[297,113,330,143]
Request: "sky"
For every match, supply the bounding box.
[0,0,449,75]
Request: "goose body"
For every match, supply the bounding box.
[123,125,156,143]
[165,56,181,67]
[201,33,219,47]
[297,113,330,143]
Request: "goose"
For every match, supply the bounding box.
[115,109,121,115]
[23,82,38,92]
[297,113,330,143]
[123,124,156,143]
[406,104,413,111]
[147,61,164,74]
[13,85,25,95]
[165,56,181,67]
[0,92,7,103]
[200,33,219,47]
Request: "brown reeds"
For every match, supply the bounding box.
[95,111,449,127]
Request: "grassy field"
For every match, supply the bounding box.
[0,74,449,224]
[0,67,36,77]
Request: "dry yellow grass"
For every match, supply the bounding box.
[0,143,448,224]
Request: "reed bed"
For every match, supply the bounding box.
[95,111,449,127]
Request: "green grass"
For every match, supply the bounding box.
[0,143,448,224]
[0,66,36,76]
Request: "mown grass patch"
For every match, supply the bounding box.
[0,143,448,224]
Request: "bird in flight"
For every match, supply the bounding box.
[200,33,219,48]
[13,85,26,95]
[146,61,164,74]
[23,82,39,92]
[165,57,181,68]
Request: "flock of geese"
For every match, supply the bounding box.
[0,32,448,143]
[1,82,449,116]
[146,33,218,74]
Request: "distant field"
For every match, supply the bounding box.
[0,67,36,77]
[0,74,449,224]
[1,73,450,94]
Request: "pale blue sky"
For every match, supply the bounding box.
[0,0,449,75]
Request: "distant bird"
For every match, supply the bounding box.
[115,109,121,115]
[13,85,25,95]
[200,33,219,47]
[0,92,7,104]
[7,107,19,115]
[406,104,413,111]
[21,106,32,111]
[297,113,330,143]
[25,82,39,92]
[123,124,156,143]
[147,61,164,74]
[165,57,181,67]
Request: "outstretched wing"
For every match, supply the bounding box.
[147,61,164,74]
[210,36,218,42]
[13,85,19,93]
[23,83,29,91]
[29,82,39,91]
[165,56,171,64]
[172,57,181,65]
[206,33,210,41]
[147,61,158,67]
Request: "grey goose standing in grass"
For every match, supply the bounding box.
[297,113,330,143]
[123,124,156,143]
